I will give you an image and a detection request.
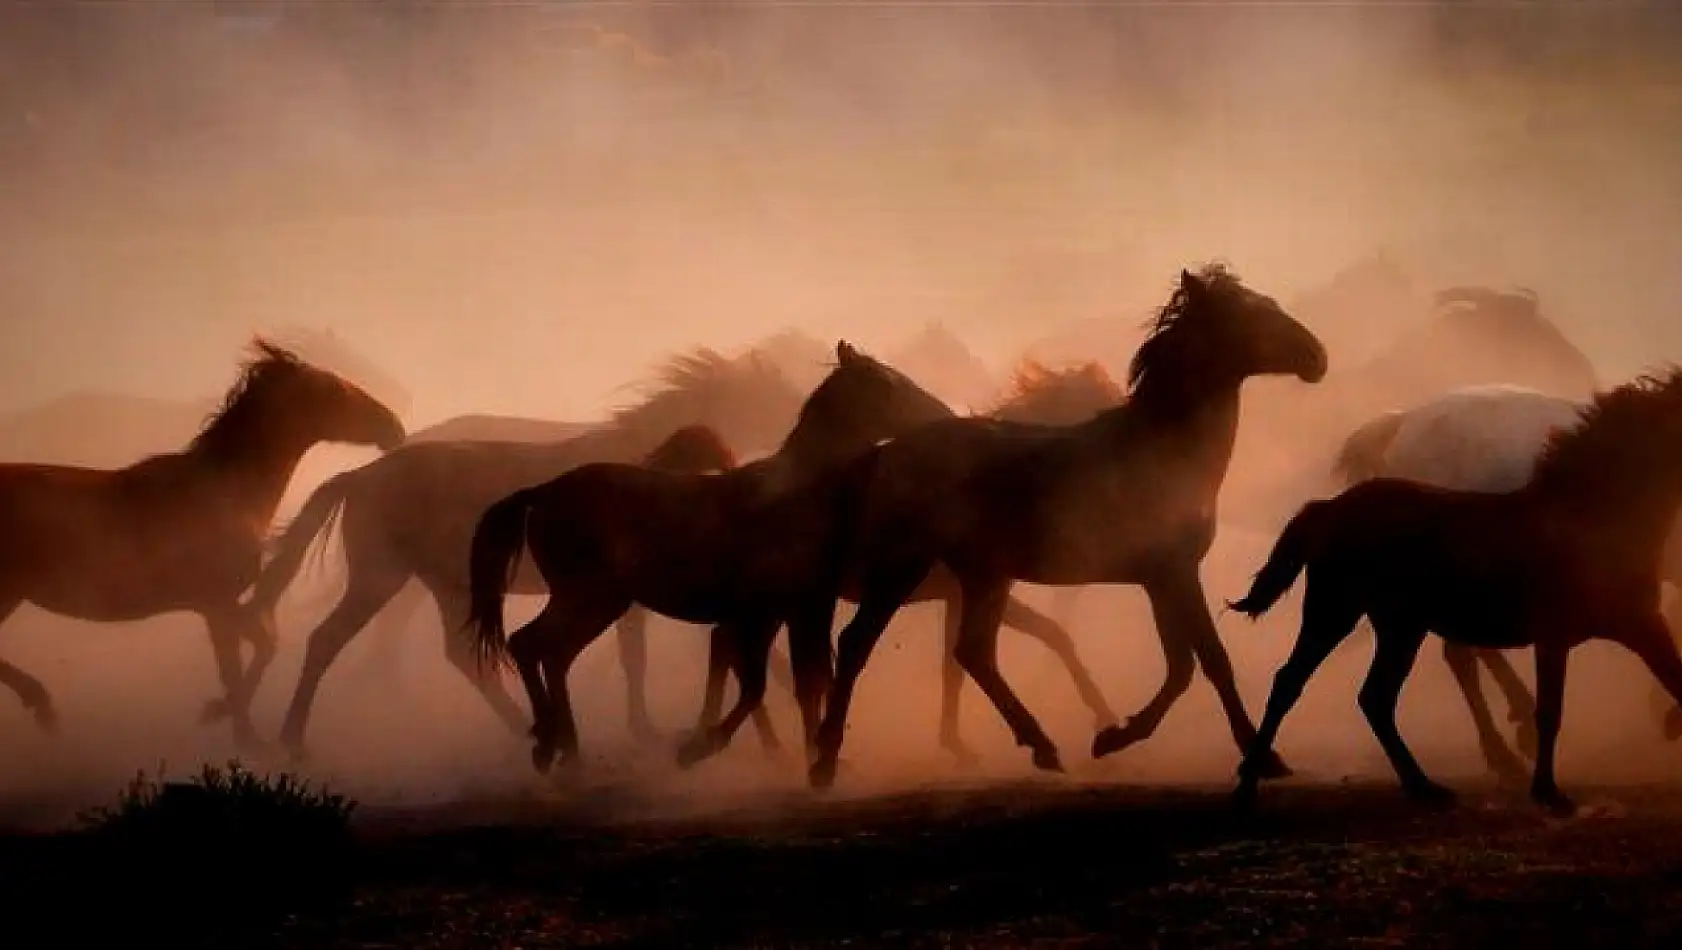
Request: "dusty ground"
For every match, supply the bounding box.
[13,775,1674,949]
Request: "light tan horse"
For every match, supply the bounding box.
[0,340,405,748]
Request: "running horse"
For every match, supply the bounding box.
[0,340,405,748]
[805,265,1329,787]
[250,348,805,759]
[1230,369,1682,816]
[694,358,1126,764]
[466,341,954,775]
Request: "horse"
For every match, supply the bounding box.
[804,264,1329,789]
[1228,370,1682,816]
[1330,384,1682,778]
[693,358,1128,764]
[250,348,804,759]
[0,340,405,748]
[466,340,954,775]
[1221,284,1600,535]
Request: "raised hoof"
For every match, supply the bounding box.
[1402,781,1459,809]
[199,698,232,724]
[675,732,721,770]
[1664,706,1682,742]
[1534,789,1577,819]
[30,702,59,736]
[1091,720,1150,759]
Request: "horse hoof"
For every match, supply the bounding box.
[1403,781,1459,809]
[1487,752,1529,789]
[1031,746,1065,774]
[941,740,981,769]
[1232,782,1261,817]
[1091,721,1147,759]
[31,703,59,736]
[675,734,718,770]
[199,698,232,724]
[630,721,665,748]
[531,744,557,775]
[809,757,839,790]
[1251,748,1294,781]
[1534,790,1577,818]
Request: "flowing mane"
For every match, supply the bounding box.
[1529,366,1682,496]
[608,347,789,441]
[189,338,309,455]
[1127,262,1243,397]
[993,359,1123,424]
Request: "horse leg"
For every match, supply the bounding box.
[1001,593,1118,731]
[615,605,661,744]
[515,592,632,774]
[1360,619,1453,805]
[1658,593,1682,741]
[1528,640,1575,816]
[696,624,783,757]
[277,565,409,760]
[1235,577,1362,810]
[936,592,978,766]
[677,618,779,769]
[200,605,270,753]
[949,579,1064,774]
[811,561,930,789]
[433,586,528,735]
[0,598,55,732]
[1092,598,1196,759]
[1615,610,1682,756]
[1143,567,1292,779]
[1476,647,1539,759]
[1051,586,1081,631]
[1441,642,1529,787]
[785,599,837,764]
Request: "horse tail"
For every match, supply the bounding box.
[465,486,540,673]
[248,471,356,615]
[1330,410,1406,486]
[1227,499,1337,620]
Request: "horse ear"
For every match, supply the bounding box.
[1180,268,1205,297]
[836,340,859,364]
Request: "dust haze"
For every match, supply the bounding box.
[2,4,1681,826]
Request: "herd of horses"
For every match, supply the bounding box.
[1,262,1679,818]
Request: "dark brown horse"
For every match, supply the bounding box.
[467,341,953,775]
[252,349,803,759]
[803,265,1328,788]
[693,358,1127,763]
[1228,370,1682,816]
[0,340,405,748]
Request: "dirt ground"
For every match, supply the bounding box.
[17,775,1663,949]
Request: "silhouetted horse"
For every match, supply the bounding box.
[250,349,804,759]
[1229,370,1682,815]
[693,358,1127,764]
[467,341,953,774]
[1330,384,1682,779]
[805,265,1329,788]
[0,340,405,747]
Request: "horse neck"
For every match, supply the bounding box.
[1533,464,1682,569]
[1095,382,1244,491]
[191,413,332,527]
[772,408,888,480]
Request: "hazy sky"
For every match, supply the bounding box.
[3,5,1680,428]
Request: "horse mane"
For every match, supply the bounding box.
[994,358,1123,421]
[1530,366,1682,496]
[1127,261,1243,395]
[189,338,309,453]
[608,347,783,438]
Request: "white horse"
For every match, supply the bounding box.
[1333,383,1682,780]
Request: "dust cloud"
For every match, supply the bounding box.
[2,4,1681,827]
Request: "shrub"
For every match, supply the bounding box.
[63,760,360,936]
